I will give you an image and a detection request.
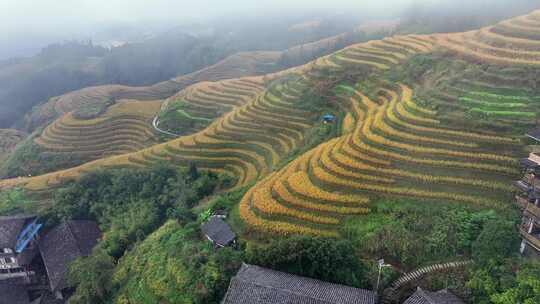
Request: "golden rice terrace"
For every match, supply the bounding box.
[3,10,540,238]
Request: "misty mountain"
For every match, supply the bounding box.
[0,16,358,129]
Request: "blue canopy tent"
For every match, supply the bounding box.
[322,114,336,123]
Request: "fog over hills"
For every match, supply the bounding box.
[2,0,537,60]
[1,2,540,304]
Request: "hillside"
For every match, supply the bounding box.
[2,17,359,130]
[0,129,26,164]
[3,7,540,304]
[157,77,267,135]
[22,77,268,173]
[0,52,280,178]
[239,11,540,235]
[2,10,539,226]
[26,51,281,130]
[24,19,400,132]
[3,23,401,179]
[34,100,161,160]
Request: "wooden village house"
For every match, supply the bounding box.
[201,216,236,247]
[515,128,540,258]
[0,216,101,304]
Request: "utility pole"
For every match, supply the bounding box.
[376,259,391,291]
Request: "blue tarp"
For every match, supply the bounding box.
[15,220,42,253]
[322,114,336,121]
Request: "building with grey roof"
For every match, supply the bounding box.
[403,287,465,304]
[201,216,236,247]
[0,215,40,281]
[0,280,30,304]
[515,128,540,258]
[39,220,101,299]
[222,264,377,304]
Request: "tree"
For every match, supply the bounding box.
[491,262,540,304]
[188,162,199,180]
[67,248,115,304]
[467,260,514,304]
[246,236,370,288]
[0,188,29,215]
[471,219,520,263]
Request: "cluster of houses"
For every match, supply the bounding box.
[516,128,540,258]
[0,215,100,304]
[220,263,464,304]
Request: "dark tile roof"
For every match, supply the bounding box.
[0,215,35,249]
[222,264,377,304]
[514,180,531,193]
[35,291,66,304]
[201,217,235,246]
[520,158,538,168]
[529,190,540,200]
[527,128,540,142]
[0,281,30,304]
[404,287,465,304]
[39,220,101,292]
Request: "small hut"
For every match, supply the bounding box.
[201,216,236,247]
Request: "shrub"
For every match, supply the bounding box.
[246,236,370,288]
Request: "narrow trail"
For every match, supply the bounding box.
[152,116,180,137]
[381,260,472,304]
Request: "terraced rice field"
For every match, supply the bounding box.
[1,76,318,190]
[158,77,267,133]
[455,87,536,120]
[427,63,539,127]
[0,33,439,190]
[129,77,315,187]
[325,35,435,71]
[240,84,519,236]
[0,14,531,244]
[34,100,162,160]
[437,9,540,66]
[27,51,282,129]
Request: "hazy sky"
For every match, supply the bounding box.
[1,0,437,34]
[0,0,434,60]
[0,0,530,59]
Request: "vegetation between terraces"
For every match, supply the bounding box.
[4,8,540,304]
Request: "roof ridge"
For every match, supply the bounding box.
[236,265,374,304]
[65,221,84,256]
[235,277,339,304]
[417,287,436,304]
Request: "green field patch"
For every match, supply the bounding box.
[459,97,528,111]
[466,91,533,103]
[468,108,535,119]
